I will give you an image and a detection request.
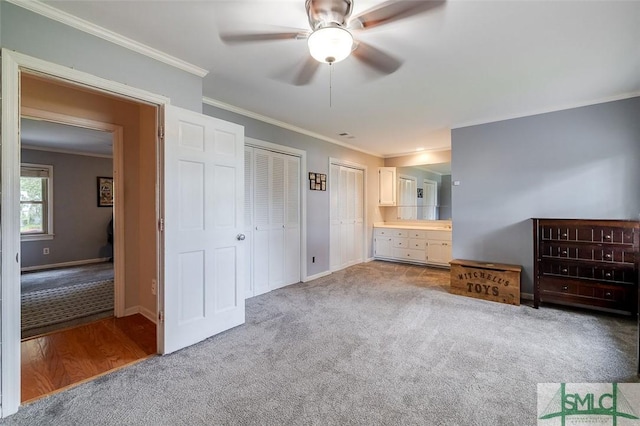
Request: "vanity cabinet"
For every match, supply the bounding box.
[378,167,396,206]
[533,218,639,314]
[374,226,452,267]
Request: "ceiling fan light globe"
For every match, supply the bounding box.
[307,26,353,64]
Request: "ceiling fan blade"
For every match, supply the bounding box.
[350,0,445,30]
[292,57,321,86]
[352,42,402,75]
[220,31,307,44]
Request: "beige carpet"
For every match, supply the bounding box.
[6,261,638,425]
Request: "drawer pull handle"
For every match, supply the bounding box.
[562,285,569,291]
[605,292,612,297]
[561,269,568,273]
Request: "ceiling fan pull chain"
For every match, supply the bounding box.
[329,62,333,108]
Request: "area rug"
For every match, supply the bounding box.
[21,279,114,338]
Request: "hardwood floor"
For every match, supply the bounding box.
[21,314,156,403]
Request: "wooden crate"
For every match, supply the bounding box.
[449,259,521,306]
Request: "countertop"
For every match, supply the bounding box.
[373,222,452,231]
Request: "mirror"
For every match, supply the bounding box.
[393,163,452,221]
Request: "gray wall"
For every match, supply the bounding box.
[440,175,452,220]
[21,149,113,268]
[203,104,384,277]
[451,97,640,293]
[0,2,202,112]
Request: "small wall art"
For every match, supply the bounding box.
[97,176,114,207]
[309,172,326,191]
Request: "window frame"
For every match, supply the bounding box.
[20,163,54,241]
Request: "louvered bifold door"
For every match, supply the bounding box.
[244,147,254,298]
[284,155,301,285]
[354,169,364,264]
[330,164,341,271]
[269,154,286,290]
[253,149,270,295]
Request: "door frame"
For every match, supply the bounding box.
[21,107,126,317]
[423,179,438,220]
[328,158,367,272]
[1,49,169,417]
[245,137,307,286]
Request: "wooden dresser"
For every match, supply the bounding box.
[533,218,639,314]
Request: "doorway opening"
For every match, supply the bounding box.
[17,72,159,403]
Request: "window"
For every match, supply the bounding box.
[20,164,54,241]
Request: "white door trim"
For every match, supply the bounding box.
[328,157,368,272]
[245,137,308,283]
[1,48,169,418]
[21,106,126,318]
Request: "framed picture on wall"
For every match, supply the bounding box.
[97,177,114,207]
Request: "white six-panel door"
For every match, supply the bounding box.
[162,105,245,354]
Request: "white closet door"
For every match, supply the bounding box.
[284,155,301,285]
[244,147,254,298]
[329,164,341,271]
[339,167,349,270]
[253,149,270,296]
[331,164,365,271]
[269,154,285,290]
[354,169,364,264]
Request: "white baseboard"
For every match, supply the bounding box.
[21,257,110,272]
[139,306,157,324]
[303,270,332,282]
[365,257,375,263]
[123,305,157,324]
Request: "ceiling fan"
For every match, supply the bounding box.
[220,0,445,85]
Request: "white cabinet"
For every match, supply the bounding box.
[374,226,452,267]
[426,241,452,266]
[378,167,396,206]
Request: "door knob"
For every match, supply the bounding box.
[237,234,246,241]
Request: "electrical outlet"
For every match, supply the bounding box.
[151,279,157,296]
[43,248,50,255]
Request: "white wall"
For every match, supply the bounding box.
[451,97,640,293]
[20,149,113,268]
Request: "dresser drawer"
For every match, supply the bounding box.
[540,260,636,284]
[375,228,397,237]
[541,225,635,245]
[392,248,425,262]
[538,277,635,312]
[540,242,636,264]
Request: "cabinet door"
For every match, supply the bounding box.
[375,237,393,258]
[426,241,452,265]
[378,167,396,206]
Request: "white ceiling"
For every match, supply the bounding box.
[21,118,113,156]
[40,0,640,157]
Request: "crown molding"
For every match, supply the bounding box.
[202,96,383,158]
[6,0,209,78]
[453,91,640,130]
[383,146,451,159]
